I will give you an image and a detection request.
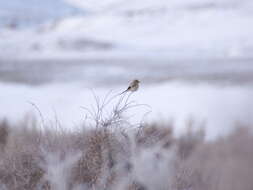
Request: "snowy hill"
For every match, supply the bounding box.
[0,0,82,28]
[1,0,253,59]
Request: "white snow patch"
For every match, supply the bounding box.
[1,0,253,59]
[0,82,252,139]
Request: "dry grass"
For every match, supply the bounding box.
[0,94,252,190]
[0,120,9,151]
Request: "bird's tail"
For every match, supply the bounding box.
[118,87,130,95]
[119,90,127,95]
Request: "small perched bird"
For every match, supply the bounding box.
[120,79,140,95]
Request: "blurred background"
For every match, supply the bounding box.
[0,0,253,138]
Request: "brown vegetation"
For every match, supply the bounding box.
[0,119,252,190]
[0,95,252,190]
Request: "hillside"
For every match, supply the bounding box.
[0,0,253,59]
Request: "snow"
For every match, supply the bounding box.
[1,81,252,139]
[0,0,82,28]
[1,0,253,59]
[0,0,253,140]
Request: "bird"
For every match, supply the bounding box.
[120,79,140,95]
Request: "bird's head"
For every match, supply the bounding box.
[134,79,140,84]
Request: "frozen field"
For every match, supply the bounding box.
[1,58,253,139]
[1,58,253,86]
[1,1,253,189]
[1,0,253,60]
[1,0,253,139]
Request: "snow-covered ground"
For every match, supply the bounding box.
[0,0,82,28]
[0,0,253,139]
[1,80,253,139]
[1,0,253,59]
